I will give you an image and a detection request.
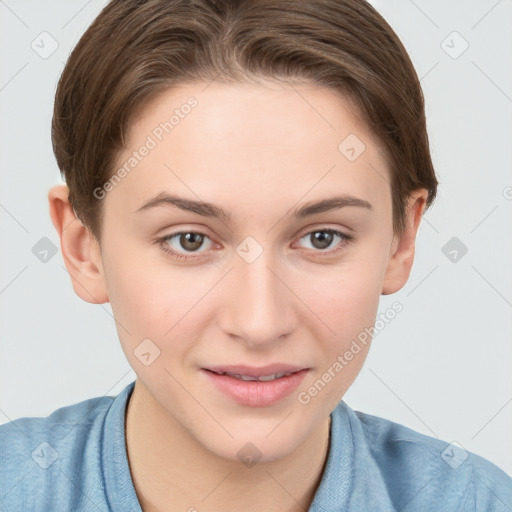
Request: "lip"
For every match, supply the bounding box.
[203,363,307,377]
[201,366,309,407]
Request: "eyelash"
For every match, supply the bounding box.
[156,227,353,261]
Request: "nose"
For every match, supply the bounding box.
[217,247,296,349]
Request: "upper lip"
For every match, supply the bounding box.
[203,364,308,377]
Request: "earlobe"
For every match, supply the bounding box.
[381,189,428,295]
[48,184,109,304]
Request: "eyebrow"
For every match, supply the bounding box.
[134,192,372,221]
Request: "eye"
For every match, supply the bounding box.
[296,228,353,255]
[157,230,214,260]
[156,227,353,261]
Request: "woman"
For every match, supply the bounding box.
[1,0,511,510]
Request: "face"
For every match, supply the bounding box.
[78,80,407,461]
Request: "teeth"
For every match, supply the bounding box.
[239,375,260,381]
[258,372,286,381]
[217,371,293,381]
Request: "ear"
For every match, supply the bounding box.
[48,183,109,304]
[381,189,428,295]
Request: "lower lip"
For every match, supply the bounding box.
[202,369,309,407]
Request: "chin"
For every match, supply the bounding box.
[194,420,306,465]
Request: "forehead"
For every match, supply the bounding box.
[107,80,391,220]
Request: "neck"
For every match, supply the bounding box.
[125,379,331,512]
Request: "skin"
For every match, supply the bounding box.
[48,79,427,512]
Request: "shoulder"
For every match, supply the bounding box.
[0,393,116,510]
[338,402,512,511]
[0,392,114,455]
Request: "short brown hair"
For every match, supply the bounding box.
[52,0,437,243]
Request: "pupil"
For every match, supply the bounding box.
[312,231,332,250]
[181,233,203,251]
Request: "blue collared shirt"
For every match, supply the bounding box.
[1,381,511,511]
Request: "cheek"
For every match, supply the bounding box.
[303,256,386,338]
[102,262,188,386]
[101,230,176,320]
[99,236,174,344]
[106,269,182,339]
[294,263,384,408]
[101,242,215,363]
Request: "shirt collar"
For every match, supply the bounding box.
[102,380,142,512]
[310,400,396,511]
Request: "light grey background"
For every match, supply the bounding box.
[1,0,511,476]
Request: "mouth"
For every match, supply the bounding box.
[201,364,310,407]
[202,363,308,379]
[204,369,299,381]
